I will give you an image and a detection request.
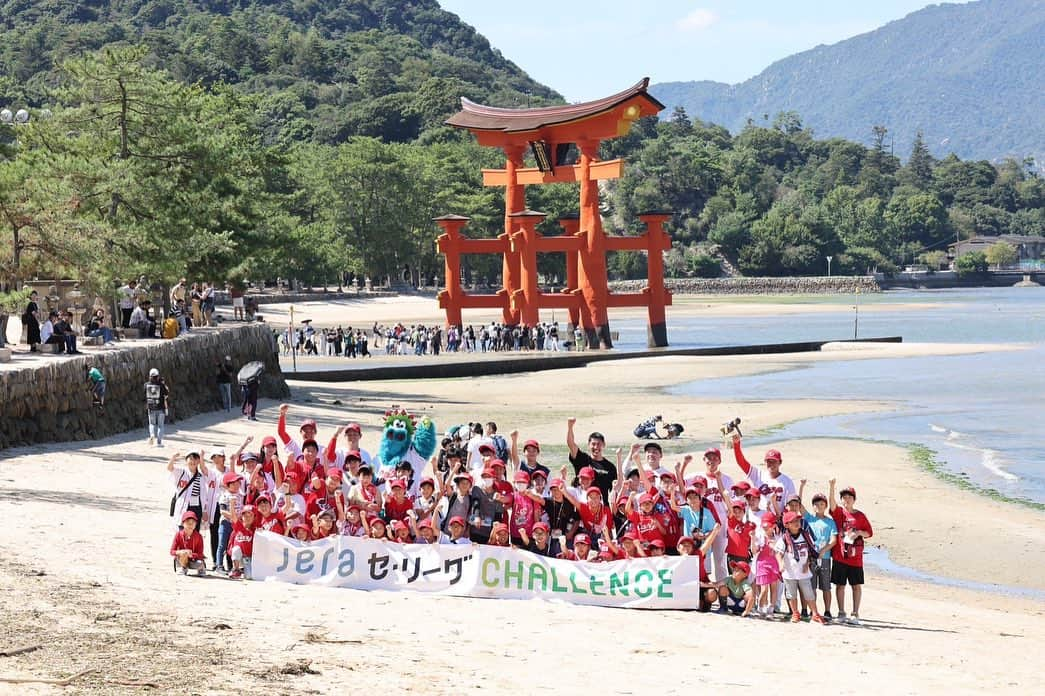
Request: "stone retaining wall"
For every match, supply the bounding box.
[0,324,289,450]
[610,276,880,295]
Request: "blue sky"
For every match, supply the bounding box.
[438,1,958,101]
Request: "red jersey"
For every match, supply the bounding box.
[258,512,286,535]
[384,495,413,522]
[170,529,204,561]
[649,489,681,547]
[725,517,756,557]
[628,510,666,544]
[230,521,257,557]
[306,490,338,519]
[577,503,612,539]
[831,506,873,567]
[504,491,542,538]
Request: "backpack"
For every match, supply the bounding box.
[162,317,179,339]
[490,434,509,463]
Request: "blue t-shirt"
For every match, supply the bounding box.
[803,511,838,556]
[681,504,718,538]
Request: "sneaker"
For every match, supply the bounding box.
[790,613,801,623]
[229,568,243,579]
[197,569,207,577]
[837,611,848,623]
[179,566,189,575]
[823,610,833,620]
[812,614,826,625]
[849,615,862,626]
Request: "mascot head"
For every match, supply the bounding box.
[383,408,416,446]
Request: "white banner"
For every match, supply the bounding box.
[251,531,703,609]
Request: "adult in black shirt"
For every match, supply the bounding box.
[566,418,617,504]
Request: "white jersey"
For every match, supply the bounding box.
[746,468,796,513]
[702,471,735,520]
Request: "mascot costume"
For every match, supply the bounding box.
[377,408,437,497]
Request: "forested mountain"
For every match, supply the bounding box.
[0,0,560,144]
[651,0,1045,166]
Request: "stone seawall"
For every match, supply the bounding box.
[610,276,880,295]
[0,324,289,450]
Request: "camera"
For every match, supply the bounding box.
[719,417,743,437]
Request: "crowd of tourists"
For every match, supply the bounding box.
[168,405,873,623]
[280,320,583,358]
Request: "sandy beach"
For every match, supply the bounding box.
[0,297,1042,694]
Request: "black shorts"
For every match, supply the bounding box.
[831,561,865,586]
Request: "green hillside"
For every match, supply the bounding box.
[0,0,561,144]
[651,0,1045,166]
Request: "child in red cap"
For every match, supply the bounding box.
[775,510,825,624]
[753,513,782,618]
[829,480,873,625]
[311,509,337,539]
[170,511,207,576]
[560,533,594,561]
[227,504,257,579]
[255,495,286,535]
[724,561,755,617]
[440,516,472,545]
[362,514,389,540]
[383,478,413,522]
[335,498,366,537]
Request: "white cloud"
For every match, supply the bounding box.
[676,8,719,32]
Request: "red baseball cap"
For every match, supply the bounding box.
[598,550,616,561]
[732,560,751,575]
[478,443,496,454]
[690,475,708,487]
[345,422,362,433]
[761,513,777,528]
[448,516,466,527]
[574,534,592,546]
[262,436,277,447]
[585,486,602,499]
[256,494,272,505]
[420,477,435,487]
[523,439,540,451]
[346,503,362,513]
[659,471,677,482]
[345,450,362,461]
[418,519,434,530]
[489,458,507,470]
[492,522,508,534]
[181,511,198,522]
[812,492,828,504]
[578,466,596,480]
[513,471,530,484]
[732,500,747,510]
[639,492,655,505]
[703,447,721,458]
[454,472,473,484]
[326,469,343,480]
[676,536,694,548]
[368,516,386,527]
[290,523,310,537]
[494,481,514,496]
[481,468,497,479]
[300,419,317,431]
[648,539,666,549]
[764,449,782,462]
[548,478,565,489]
[783,511,802,525]
[390,479,405,490]
[745,489,761,498]
[390,520,408,531]
[222,471,243,486]
[732,481,751,493]
[840,486,857,499]
[240,505,255,515]
[532,522,550,533]
[685,487,701,497]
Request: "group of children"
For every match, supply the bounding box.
[168,409,873,623]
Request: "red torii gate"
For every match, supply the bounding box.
[435,78,672,348]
